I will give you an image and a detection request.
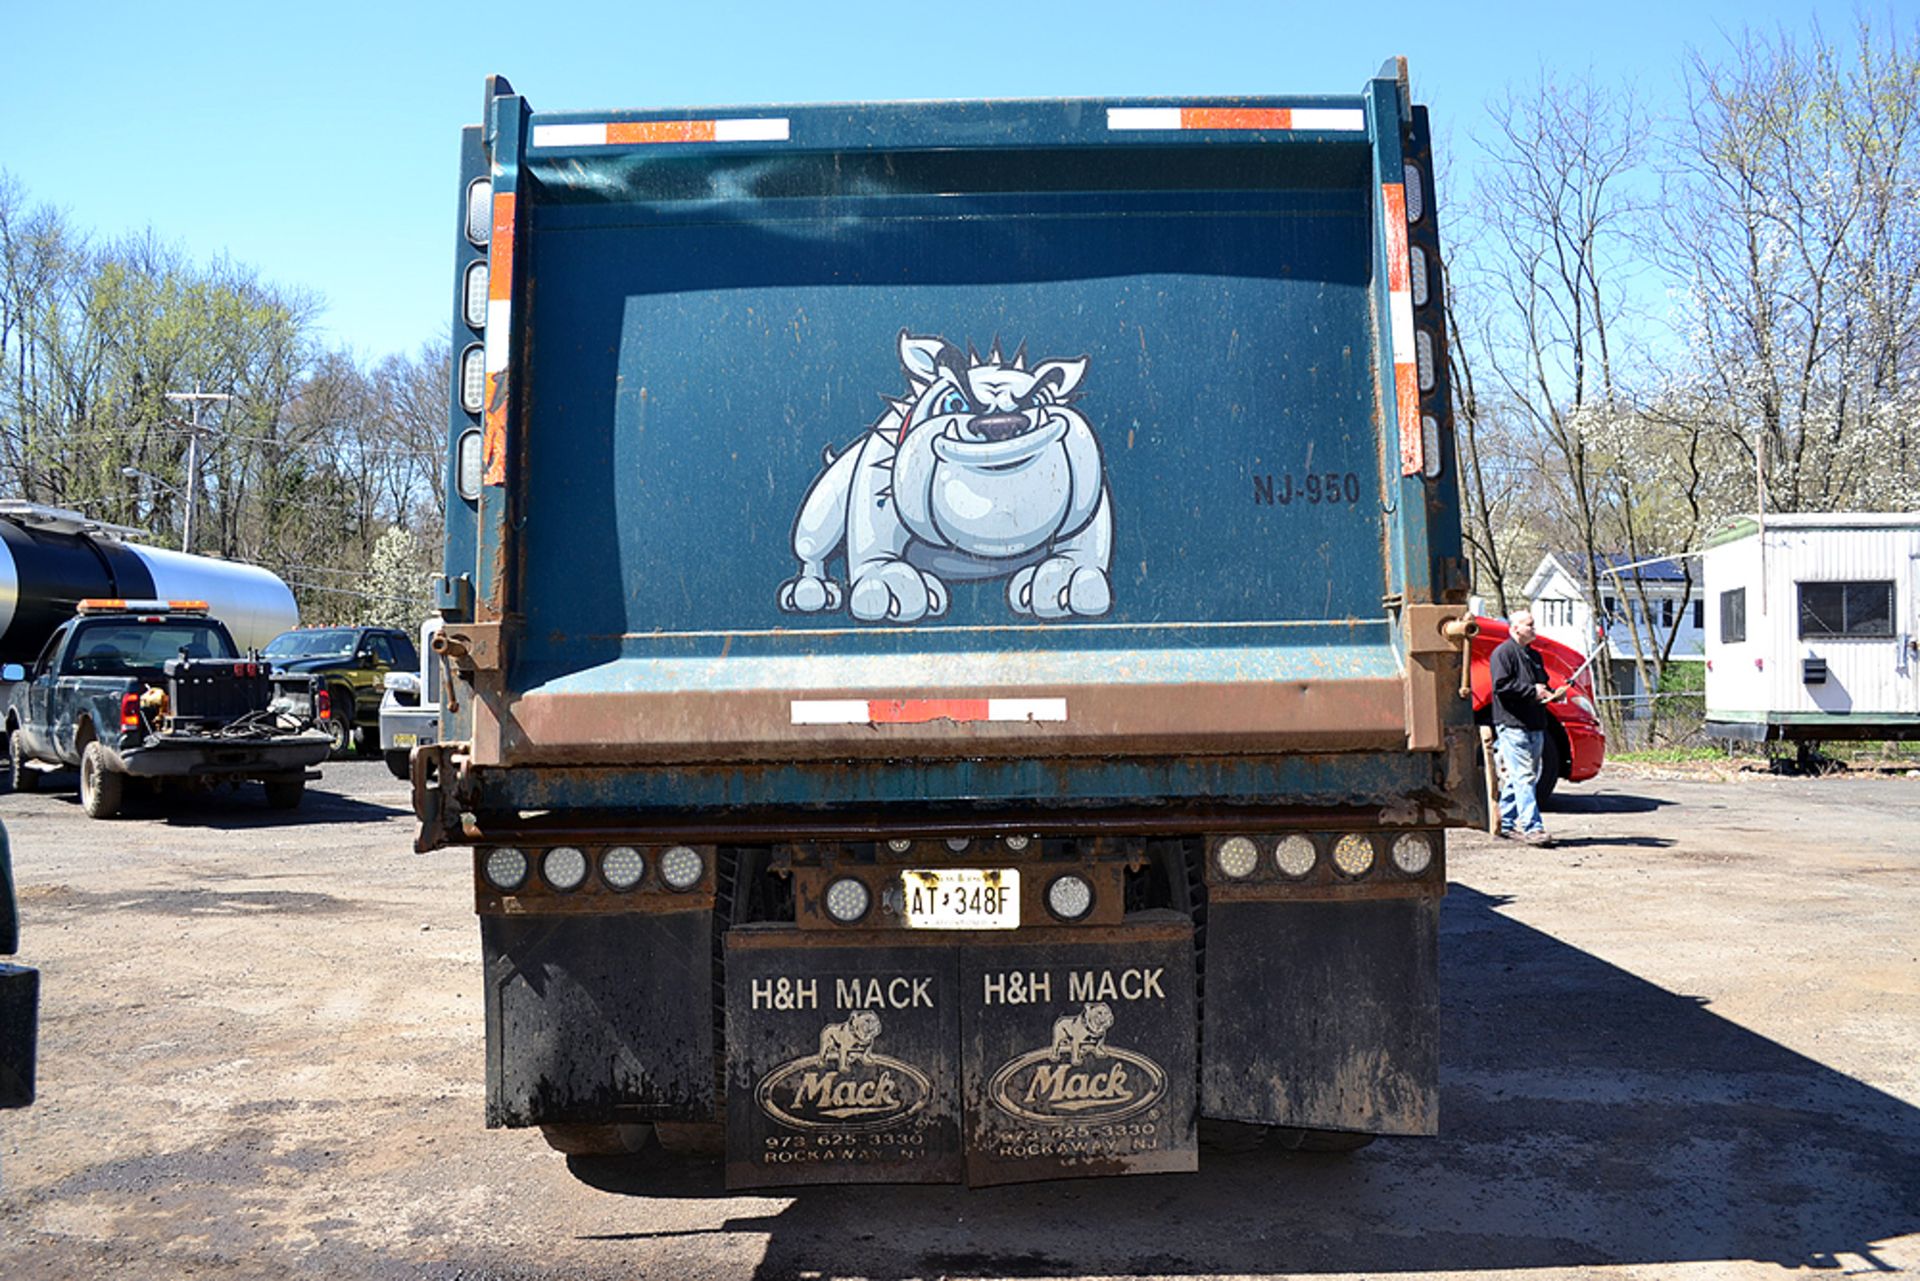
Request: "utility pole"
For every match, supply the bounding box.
[165,387,229,554]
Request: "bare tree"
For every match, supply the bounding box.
[0,169,447,629]
[1459,71,1651,730]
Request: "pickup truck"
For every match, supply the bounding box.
[2,600,332,818]
[378,618,442,779]
[263,624,420,757]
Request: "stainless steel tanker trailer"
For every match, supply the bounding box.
[0,500,298,670]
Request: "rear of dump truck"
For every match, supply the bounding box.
[415,62,1481,1188]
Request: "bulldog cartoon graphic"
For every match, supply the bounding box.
[777,331,1113,623]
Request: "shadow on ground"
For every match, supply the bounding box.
[1545,790,1673,815]
[31,771,405,828]
[566,884,1920,1277]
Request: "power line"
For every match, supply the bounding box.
[152,425,441,460]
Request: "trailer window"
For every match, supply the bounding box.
[1798,581,1894,639]
[1719,589,1746,644]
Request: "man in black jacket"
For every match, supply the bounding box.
[1490,609,1558,845]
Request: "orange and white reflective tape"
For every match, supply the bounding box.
[1381,181,1422,477]
[1106,106,1365,132]
[791,698,1068,726]
[482,189,516,487]
[532,118,790,148]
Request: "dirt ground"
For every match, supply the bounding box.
[0,758,1916,1280]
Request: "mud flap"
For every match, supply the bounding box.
[1200,897,1439,1135]
[725,928,963,1188]
[961,916,1198,1186]
[482,911,714,1127]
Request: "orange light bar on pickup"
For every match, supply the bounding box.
[75,599,210,614]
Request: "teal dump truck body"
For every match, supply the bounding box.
[416,64,1481,1187]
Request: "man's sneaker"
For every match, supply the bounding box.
[1520,829,1553,847]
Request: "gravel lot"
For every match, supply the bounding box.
[0,758,1916,1280]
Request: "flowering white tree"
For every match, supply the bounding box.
[1660,19,1920,514]
[359,524,435,635]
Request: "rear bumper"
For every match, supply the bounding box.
[480,903,1436,1187]
[379,707,439,753]
[113,731,332,778]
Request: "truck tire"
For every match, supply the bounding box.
[354,725,379,756]
[539,1123,653,1156]
[323,691,353,758]
[79,741,124,819]
[384,749,411,780]
[263,775,306,810]
[1274,1126,1376,1153]
[7,731,35,794]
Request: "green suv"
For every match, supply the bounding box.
[263,626,419,757]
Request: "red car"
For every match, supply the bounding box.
[1469,617,1607,805]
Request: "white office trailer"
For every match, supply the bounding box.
[1703,513,1920,748]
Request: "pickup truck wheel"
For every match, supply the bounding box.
[384,749,411,780]
[80,742,124,819]
[7,732,36,794]
[354,725,379,756]
[263,775,305,810]
[323,702,352,758]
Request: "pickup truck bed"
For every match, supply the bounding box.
[4,605,328,817]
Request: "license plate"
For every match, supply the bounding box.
[901,869,1019,930]
[392,733,418,747]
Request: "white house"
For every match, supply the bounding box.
[1702,513,1920,747]
[1521,551,1706,717]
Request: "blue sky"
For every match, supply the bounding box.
[1,0,1869,362]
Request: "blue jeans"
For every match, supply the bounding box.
[1495,726,1546,835]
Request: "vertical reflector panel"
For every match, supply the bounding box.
[463,262,489,329]
[460,345,485,414]
[465,179,493,246]
[457,429,484,501]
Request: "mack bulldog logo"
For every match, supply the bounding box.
[987,1002,1168,1124]
[755,1012,933,1132]
[778,330,1113,623]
